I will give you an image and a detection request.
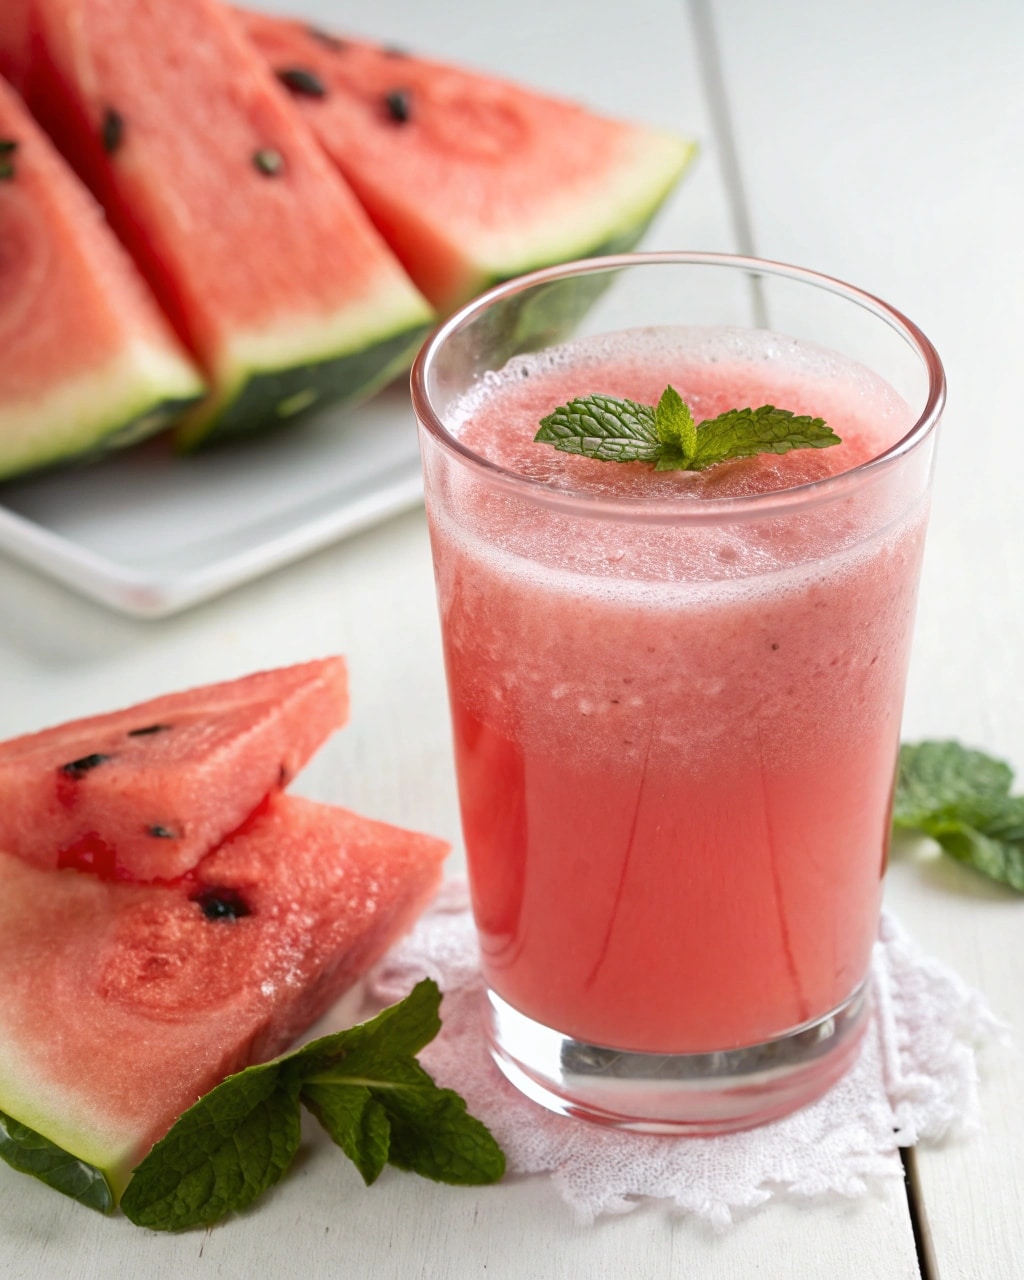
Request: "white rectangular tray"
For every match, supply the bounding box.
[0,387,424,618]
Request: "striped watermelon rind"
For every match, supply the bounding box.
[176,290,433,448]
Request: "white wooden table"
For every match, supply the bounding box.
[2,1,1022,1275]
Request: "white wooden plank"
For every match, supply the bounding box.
[712,1,1024,1276]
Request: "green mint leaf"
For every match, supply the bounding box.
[534,394,660,463]
[119,980,503,1230]
[893,740,1014,828]
[688,405,840,470]
[300,1084,390,1186]
[0,1109,114,1213]
[917,796,1024,892]
[297,982,505,1187]
[536,391,838,470]
[120,1062,301,1230]
[893,740,1024,893]
[380,1071,507,1185]
[654,385,696,458]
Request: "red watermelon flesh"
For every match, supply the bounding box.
[0,2,28,88]
[21,0,434,446]
[0,73,204,480]
[0,792,447,1199]
[0,658,348,883]
[238,11,695,312]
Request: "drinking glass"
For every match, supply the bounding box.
[412,253,944,1132]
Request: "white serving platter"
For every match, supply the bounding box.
[0,386,425,619]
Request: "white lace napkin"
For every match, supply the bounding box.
[368,880,1002,1226]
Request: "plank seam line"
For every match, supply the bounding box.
[685,0,769,327]
[901,1146,939,1280]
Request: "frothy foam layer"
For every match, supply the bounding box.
[425,323,930,762]
[449,325,914,501]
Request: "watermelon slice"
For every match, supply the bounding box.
[21,0,435,448]
[0,2,28,88]
[239,11,696,312]
[0,658,348,882]
[0,793,447,1202]
[0,74,204,480]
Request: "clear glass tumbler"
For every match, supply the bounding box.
[412,253,944,1133]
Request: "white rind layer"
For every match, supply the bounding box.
[0,341,204,479]
[470,133,696,276]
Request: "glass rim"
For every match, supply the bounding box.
[410,251,946,523]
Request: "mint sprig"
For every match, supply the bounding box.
[535,387,840,471]
[119,980,504,1231]
[894,741,1024,892]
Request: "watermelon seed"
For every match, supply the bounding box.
[101,109,124,155]
[276,67,327,99]
[307,25,346,52]
[128,723,171,737]
[253,148,285,176]
[190,888,251,922]
[60,753,111,778]
[0,139,16,153]
[384,89,412,124]
[147,825,177,839]
[0,160,14,182]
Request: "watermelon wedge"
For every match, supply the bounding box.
[0,658,348,882]
[0,793,446,1202]
[0,2,28,88]
[21,0,435,448]
[239,11,696,312]
[0,74,204,480]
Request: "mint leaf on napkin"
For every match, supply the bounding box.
[894,741,1024,891]
[120,980,504,1231]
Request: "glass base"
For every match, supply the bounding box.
[484,983,870,1134]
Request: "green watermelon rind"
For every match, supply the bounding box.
[0,347,205,482]
[0,1108,114,1213]
[0,1046,138,1202]
[177,313,433,450]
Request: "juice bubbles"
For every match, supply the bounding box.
[414,256,943,1130]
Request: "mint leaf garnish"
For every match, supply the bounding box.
[894,741,1024,892]
[536,390,840,471]
[119,1058,302,1229]
[0,1109,114,1213]
[893,740,1014,828]
[301,1083,391,1186]
[534,394,660,463]
[120,980,503,1231]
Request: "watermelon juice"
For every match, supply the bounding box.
[413,255,943,1129]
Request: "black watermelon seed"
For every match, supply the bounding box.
[307,25,346,52]
[101,108,124,155]
[190,888,251,922]
[276,66,327,98]
[147,825,177,839]
[127,723,172,737]
[253,147,284,176]
[384,89,412,124]
[60,753,111,778]
[0,140,17,154]
[0,160,14,182]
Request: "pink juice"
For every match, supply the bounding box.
[425,327,927,1055]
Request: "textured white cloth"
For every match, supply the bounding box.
[369,881,1002,1226]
